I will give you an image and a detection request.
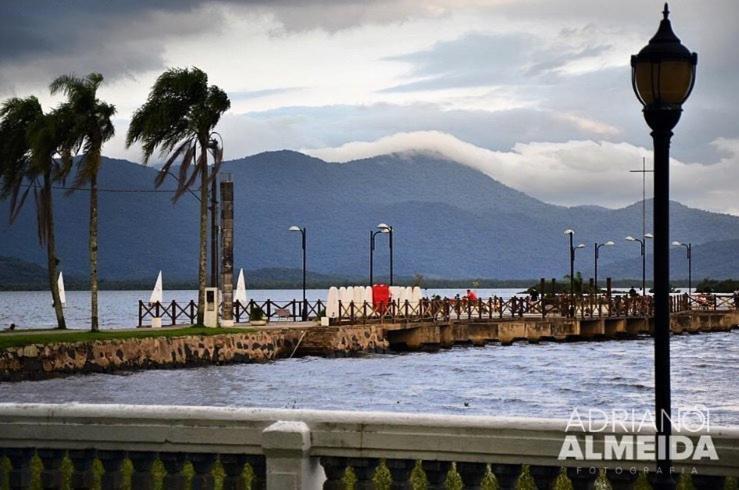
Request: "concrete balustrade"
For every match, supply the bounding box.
[0,404,738,489]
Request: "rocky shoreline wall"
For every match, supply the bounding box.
[0,326,389,382]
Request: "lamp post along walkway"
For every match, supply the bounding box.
[626,233,653,295]
[289,226,307,321]
[377,223,394,286]
[673,241,692,299]
[631,4,697,488]
[369,229,382,286]
[594,241,615,291]
[564,229,584,317]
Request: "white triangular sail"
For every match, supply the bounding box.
[235,268,248,304]
[57,272,66,306]
[149,271,163,304]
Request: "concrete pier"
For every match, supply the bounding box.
[379,310,738,352]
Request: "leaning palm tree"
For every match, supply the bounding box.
[50,73,116,332]
[126,67,230,325]
[0,97,73,329]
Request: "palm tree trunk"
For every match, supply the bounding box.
[89,174,99,331]
[45,173,67,330]
[196,147,208,325]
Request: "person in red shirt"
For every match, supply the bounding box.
[466,289,478,301]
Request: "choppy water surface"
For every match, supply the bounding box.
[1,331,736,425]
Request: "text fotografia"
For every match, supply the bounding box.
[558,408,718,462]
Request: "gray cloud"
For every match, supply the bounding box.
[229,87,304,100]
[0,0,445,75]
[0,1,225,87]
[382,32,611,92]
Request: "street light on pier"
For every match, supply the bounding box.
[377,223,394,286]
[594,241,615,291]
[625,233,653,295]
[672,241,692,298]
[564,229,585,305]
[631,4,697,487]
[289,225,308,321]
[369,229,383,286]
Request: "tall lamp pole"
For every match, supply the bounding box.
[377,223,394,285]
[631,4,697,487]
[564,229,585,314]
[369,229,383,285]
[594,241,615,291]
[672,241,692,298]
[626,233,653,295]
[289,226,307,321]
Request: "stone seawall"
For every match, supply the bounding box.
[0,326,389,382]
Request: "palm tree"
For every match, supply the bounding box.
[50,73,116,332]
[126,67,230,325]
[0,97,72,329]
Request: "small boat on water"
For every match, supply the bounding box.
[149,271,163,304]
[57,272,66,307]
[235,269,248,305]
[149,271,163,328]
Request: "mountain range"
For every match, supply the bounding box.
[1,150,737,285]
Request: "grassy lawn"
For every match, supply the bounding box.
[0,326,256,350]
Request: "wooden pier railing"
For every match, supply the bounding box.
[138,293,737,327]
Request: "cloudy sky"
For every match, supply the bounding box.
[1,0,737,214]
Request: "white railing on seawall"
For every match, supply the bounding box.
[0,403,737,489]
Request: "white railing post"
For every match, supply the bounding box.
[262,420,325,489]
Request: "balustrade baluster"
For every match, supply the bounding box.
[529,465,559,489]
[604,468,637,489]
[421,461,451,489]
[347,457,380,489]
[320,456,348,490]
[490,463,521,490]
[6,448,34,490]
[97,450,126,490]
[456,462,487,489]
[128,451,157,490]
[160,453,188,490]
[68,449,96,489]
[691,474,726,490]
[385,459,414,490]
[244,456,266,490]
[566,466,599,490]
[219,454,246,490]
[189,453,216,490]
[37,449,64,489]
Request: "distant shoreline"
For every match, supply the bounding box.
[0,278,695,292]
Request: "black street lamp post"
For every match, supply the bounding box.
[631,4,697,488]
[594,241,615,291]
[564,229,585,314]
[672,241,692,299]
[369,229,384,286]
[289,226,307,321]
[377,223,394,286]
[626,233,653,295]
